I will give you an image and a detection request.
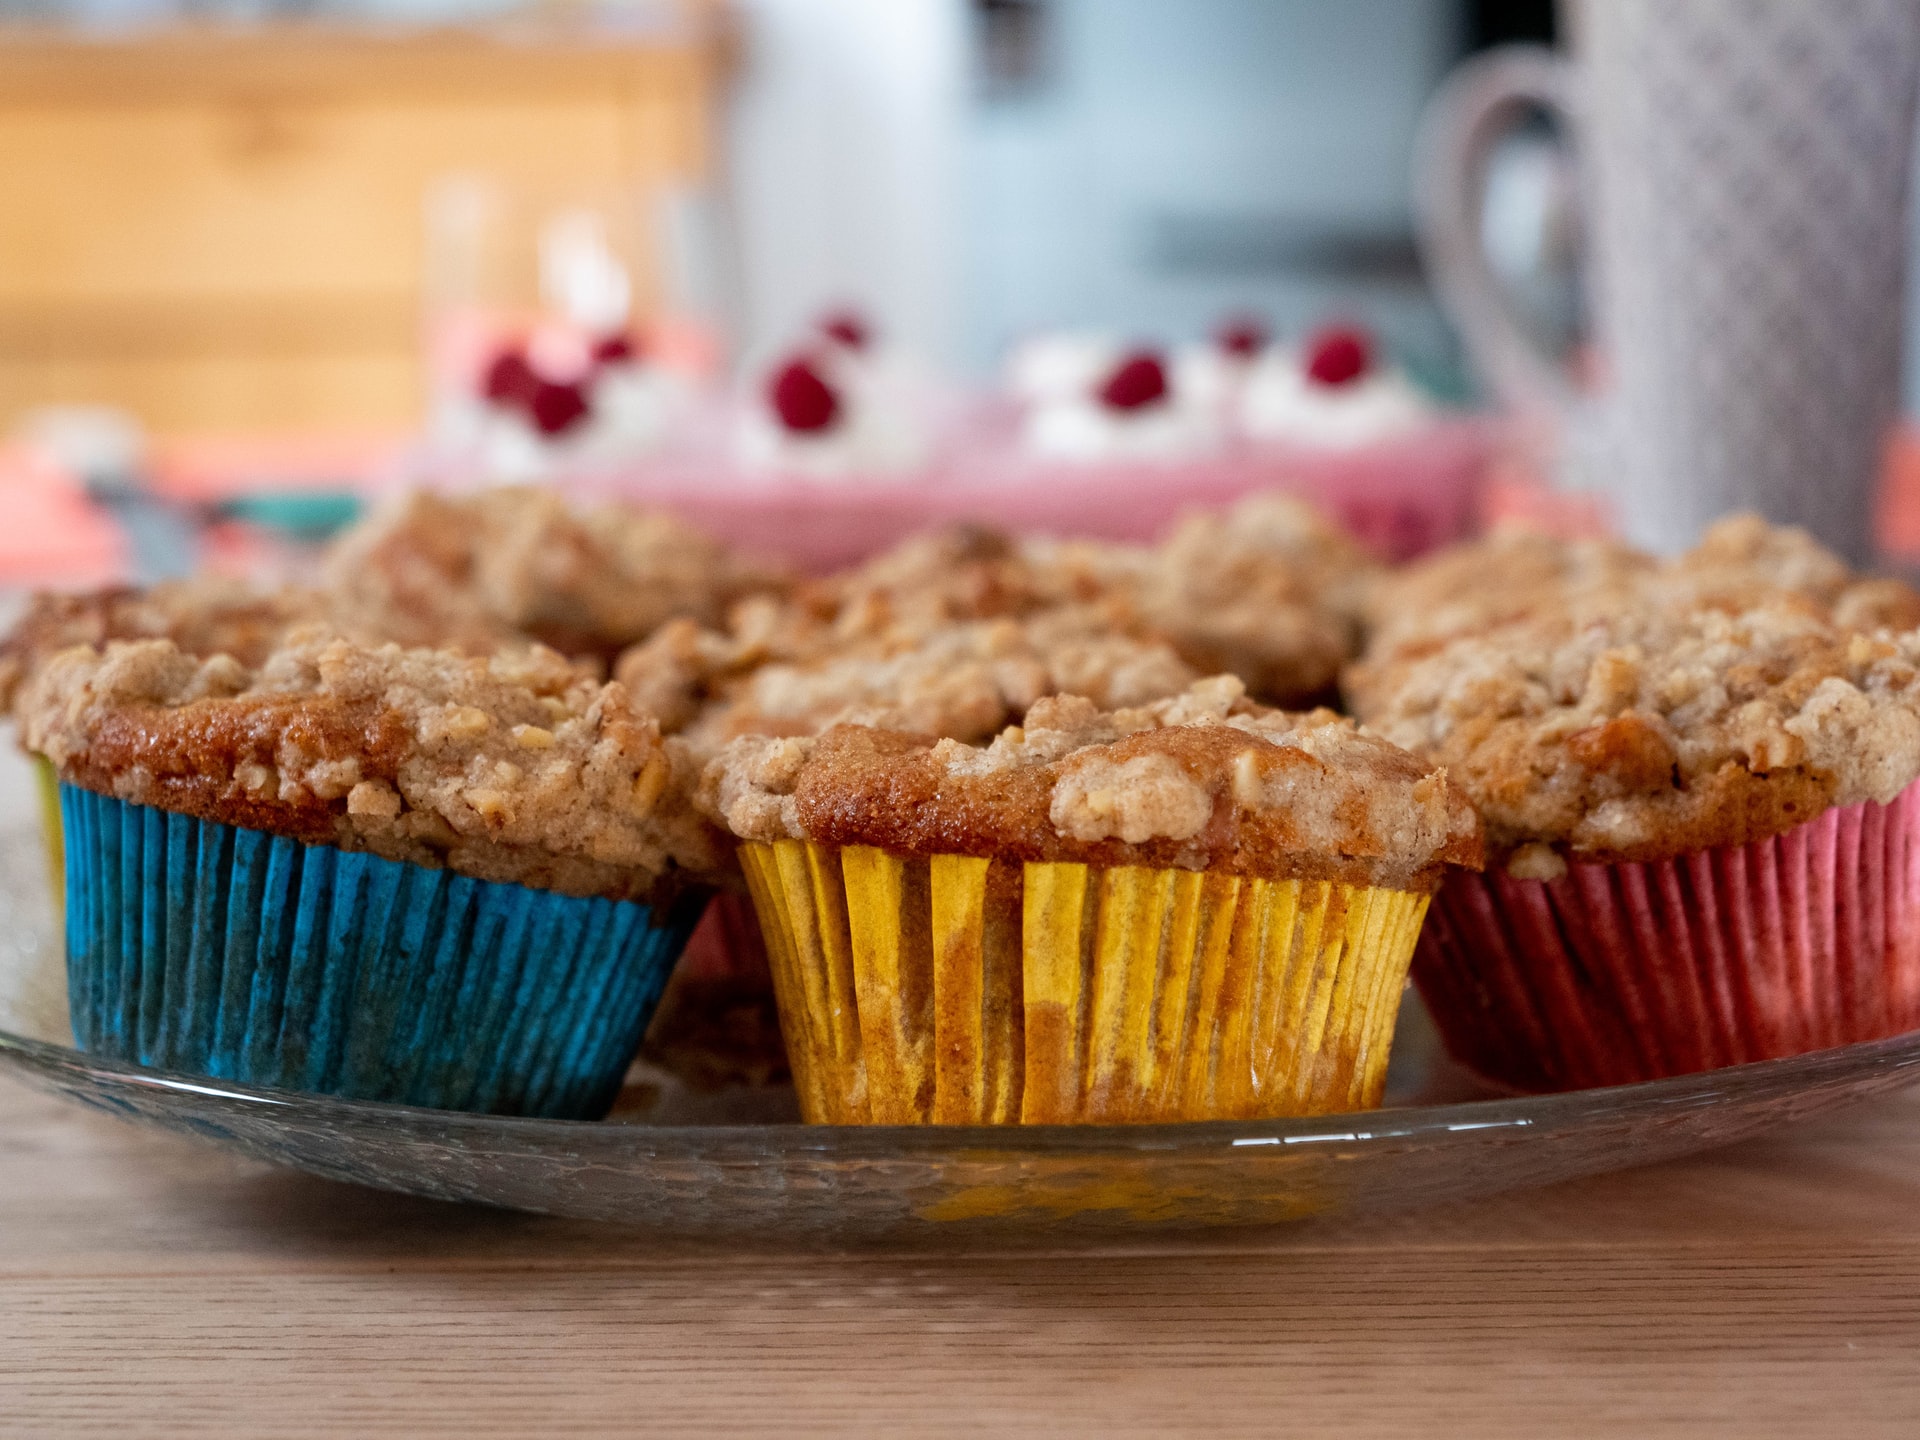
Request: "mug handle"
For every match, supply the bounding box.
[1415,44,1582,422]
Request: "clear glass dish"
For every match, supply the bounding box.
[5,1021,1919,1247]
[3,762,1917,1248]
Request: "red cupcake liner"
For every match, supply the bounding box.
[1415,782,1920,1091]
[675,890,775,985]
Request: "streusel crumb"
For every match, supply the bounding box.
[700,675,1481,892]
[322,486,785,661]
[680,605,1200,753]
[23,630,721,902]
[0,578,330,716]
[1123,493,1379,705]
[1349,515,1920,866]
[1353,600,1920,865]
[1360,514,1920,673]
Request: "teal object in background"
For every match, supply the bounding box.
[216,490,363,541]
[61,785,704,1119]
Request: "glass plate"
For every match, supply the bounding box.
[2,756,1917,1248]
[6,1023,1920,1246]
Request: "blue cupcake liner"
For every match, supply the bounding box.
[61,784,706,1119]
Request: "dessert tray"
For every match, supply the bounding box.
[3,777,1918,1246]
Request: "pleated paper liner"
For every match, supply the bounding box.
[1415,782,1920,1093]
[640,890,791,1090]
[32,754,62,916]
[61,784,707,1119]
[739,839,1431,1124]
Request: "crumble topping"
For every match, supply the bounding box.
[0,578,330,717]
[701,676,1481,892]
[1123,493,1379,705]
[322,486,786,662]
[1360,513,1920,675]
[1350,516,1920,866]
[1353,597,1920,865]
[676,605,1200,753]
[23,630,722,902]
[619,496,1377,751]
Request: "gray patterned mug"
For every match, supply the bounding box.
[1418,0,1920,561]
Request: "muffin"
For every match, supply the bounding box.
[322,485,786,664]
[1358,513,1920,681]
[620,502,1379,740]
[701,676,1482,1124]
[1351,540,1920,1090]
[0,577,335,901]
[610,529,1212,1093]
[21,629,719,1116]
[1119,493,1380,707]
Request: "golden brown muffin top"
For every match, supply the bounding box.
[808,524,1120,646]
[1348,515,1920,870]
[1353,600,1920,871]
[671,605,1200,756]
[1360,514,1920,674]
[701,676,1482,893]
[322,486,786,663]
[1359,527,1653,669]
[1120,493,1380,706]
[0,577,331,717]
[618,496,1378,749]
[23,629,721,903]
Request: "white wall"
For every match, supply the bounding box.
[962,0,1463,373]
[721,0,1463,380]
[722,0,968,372]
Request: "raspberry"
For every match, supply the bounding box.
[481,348,540,406]
[770,355,841,432]
[819,310,870,351]
[529,379,591,436]
[1098,351,1169,411]
[1303,325,1372,387]
[1216,316,1268,359]
[592,332,640,366]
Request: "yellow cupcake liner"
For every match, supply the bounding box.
[33,754,63,918]
[739,840,1430,1125]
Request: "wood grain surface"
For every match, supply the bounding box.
[0,23,722,435]
[5,1073,1920,1438]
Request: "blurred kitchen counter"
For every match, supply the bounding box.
[3,1071,1920,1437]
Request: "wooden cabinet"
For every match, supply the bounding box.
[0,21,724,435]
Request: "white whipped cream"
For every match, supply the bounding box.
[441,360,688,482]
[1171,341,1260,425]
[739,347,930,480]
[1021,396,1218,463]
[1239,348,1433,449]
[1011,336,1221,463]
[1006,333,1123,404]
[565,365,686,465]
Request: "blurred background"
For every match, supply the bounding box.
[3,0,1915,580]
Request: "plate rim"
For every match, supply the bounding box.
[8,1022,1920,1161]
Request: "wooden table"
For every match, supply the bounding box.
[5,1072,1920,1438]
